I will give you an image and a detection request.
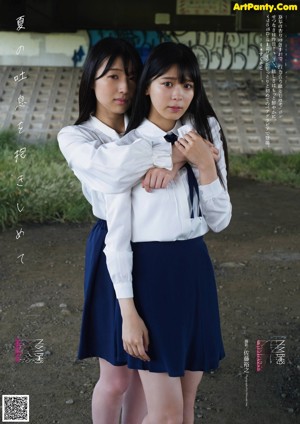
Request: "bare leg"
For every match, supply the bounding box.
[138,370,184,424]
[121,370,147,424]
[92,358,131,424]
[181,371,203,424]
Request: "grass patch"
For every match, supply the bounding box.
[0,131,299,230]
[229,150,300,187]
[0,130,93,230]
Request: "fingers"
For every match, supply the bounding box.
[212,151,220,162]
[136,342,150,362]
[142,170,154,192]
[122,319,150,362]
[123,338,150,362]
[160,175,172,188]
[142,168,173,190]
[142,172,160,190]
[175,134,220,162]
[153,173,164,189]
[180,132,206,146]
[176,132,197,149]
[204,140,219,157]
[184,131,200,142]
[174,138,189,153]
[181,131,217,151]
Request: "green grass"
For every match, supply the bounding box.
[0,130,93,230]
[0,130,299,230]
[229,150,300,187]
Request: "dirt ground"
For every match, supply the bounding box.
[0,176,299,424]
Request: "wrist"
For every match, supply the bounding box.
[118,298,138,318]
[172,161,185,174]
[197,163,218,185]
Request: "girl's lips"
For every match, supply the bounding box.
[168,106,182,112]
[115,98,128,105]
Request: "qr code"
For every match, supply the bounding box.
[2,395,29,422]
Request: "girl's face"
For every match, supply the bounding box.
[146,65,194,131]
[93,56,137,121]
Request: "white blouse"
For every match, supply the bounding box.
[57,115,173,219]
[103,117,232,299]
[57,115,173,201]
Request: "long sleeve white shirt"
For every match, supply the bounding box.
[103,117,232,299]
[57,115,173,199]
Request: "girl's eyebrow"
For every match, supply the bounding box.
[107,68,135,76]
[107,68,124,72]
[160,76,193,82]
[160,76,178,80]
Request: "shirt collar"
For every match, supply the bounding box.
[137,119,183,138]
[88,115,128,139]
[169,120,184,137]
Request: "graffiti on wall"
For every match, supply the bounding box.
[1,29,295,69]
[171,31,262,69]
[87,29,262,70]
[88,30,171,63]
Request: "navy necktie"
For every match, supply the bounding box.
[164,133,201,218]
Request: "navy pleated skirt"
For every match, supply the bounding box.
[78,219,225,377]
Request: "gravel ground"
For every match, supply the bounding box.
[0,176,299,424]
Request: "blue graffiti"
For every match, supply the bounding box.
[72,45,85,67]
[88,30,171,62]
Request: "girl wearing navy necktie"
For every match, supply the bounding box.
[103,42,232,423]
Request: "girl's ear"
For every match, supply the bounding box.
[145,83,150,96]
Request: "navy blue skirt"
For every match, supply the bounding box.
[78,219,126,364]
[78,219,225,377]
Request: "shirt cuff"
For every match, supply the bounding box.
[199,178,224,201]
[152,143,172,169]
[114,283,134,299]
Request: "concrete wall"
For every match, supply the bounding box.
[0,31,89,67]
[2,29,298,69]
[0,30,266,69]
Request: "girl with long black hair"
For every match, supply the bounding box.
[58,38,181,424]
[102,42,232,423]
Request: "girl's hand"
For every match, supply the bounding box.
[172,144,186,164]
[176,131,218,185]
[122,312,150,361]
[142,164,183,192]
[118,298,150,361]
[175,131,219,166]
[142,167,172,192]
[203,139,220,162]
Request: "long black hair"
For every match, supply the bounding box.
[75,37,143,125]
[126,42,229,184]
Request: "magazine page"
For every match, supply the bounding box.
[0,1,299,423]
